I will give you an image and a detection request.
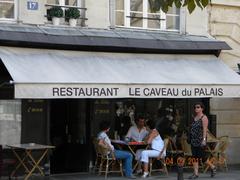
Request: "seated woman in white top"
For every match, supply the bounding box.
[135,127,166,178]
[125,116,149,142]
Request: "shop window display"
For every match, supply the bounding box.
[113,100,186,142]
[115,102,136,140]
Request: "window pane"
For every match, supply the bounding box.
[116,0,124,10]
[147,14,160,29]
[0,2,14,19]
[47,0,59,4]
[130,0,142,12]
[167,6,180,15]
[116,11,124,26]
[166,16,180,30]
[147,1,160,13]
[65,0,77,6]
[130,12,142,27]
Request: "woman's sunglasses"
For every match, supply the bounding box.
[194,106,201,109]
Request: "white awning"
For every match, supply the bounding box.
[1,46,240,99]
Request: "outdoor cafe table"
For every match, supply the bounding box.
[111,140,149,170]
[7,143,55,180]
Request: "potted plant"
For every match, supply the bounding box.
[65,7,80,27]
[49,6,63,26]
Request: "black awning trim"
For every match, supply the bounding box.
[0,30,231,55]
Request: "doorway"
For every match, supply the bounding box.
[50,99,89,173]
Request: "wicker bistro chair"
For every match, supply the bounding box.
[149,138,170,176]
[93,138,123,179]
[164,136,185,171]
[167,137,184,164]
[216,136,229,171]
[179,134,194,169]
[92,138,102,172]
[204,136,229,172]
[207,130,218,142]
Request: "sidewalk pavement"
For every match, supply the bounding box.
[50,168,240,180]
[2,166,240,180]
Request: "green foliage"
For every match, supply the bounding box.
[187,0,196,14]
[65,7,80,19]
[148,0,211,14]
[174,0,182,8]
[49,6,63,18]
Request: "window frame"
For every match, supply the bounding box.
[0,0,17,21]
[46,0,82,7]
[114,0,182,32]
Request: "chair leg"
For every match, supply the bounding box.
[204,156,213,173]
[149,159,153,176]
[119,160,123,177]
[220,154,228,172]
[224,159,228,172]
[163,164,168,176]
[221,155,228,172]
[163,161,168,176]
[99,158,104,176]
[94,157,98,172]
[105,159,109,179]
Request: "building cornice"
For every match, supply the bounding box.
[211,0,240,7]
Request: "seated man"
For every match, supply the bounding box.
[97,120,136,179]
[125,116,149,142]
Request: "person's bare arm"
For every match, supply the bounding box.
[202,115,208,145]
[98,139,112,150]
[98,139,115,159]
[147,129,158,144]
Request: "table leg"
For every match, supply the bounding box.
[24,149,48,180]
[26,150,45,175]
[133,161,139,171]
[127,145,136,156]
[11,149,30,177]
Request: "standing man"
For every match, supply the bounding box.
[125,115,149,142]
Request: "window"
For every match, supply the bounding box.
[115,0,180,31]
[46,0,87,27]
[47,0,81,7]
[0,0,16,20]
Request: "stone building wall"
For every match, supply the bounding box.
[210,1,240,71]
[0,100,21,146]
[209,1,240,164]
[210,98,240,164]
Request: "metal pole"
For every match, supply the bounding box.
[177,156,185,180]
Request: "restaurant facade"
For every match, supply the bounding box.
[0,0,240,174]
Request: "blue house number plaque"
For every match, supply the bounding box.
[27,1,39,10]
